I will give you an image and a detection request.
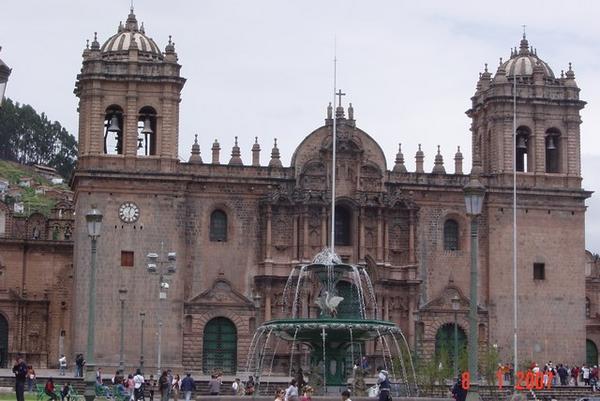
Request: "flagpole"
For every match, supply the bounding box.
[331,40,337,254]
[512,56,519,380]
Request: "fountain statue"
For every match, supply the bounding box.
[245,248,418,396]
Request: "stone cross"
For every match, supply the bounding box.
[336,89,346,108]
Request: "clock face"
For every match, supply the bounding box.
[118,202,140,223]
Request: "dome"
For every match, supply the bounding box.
[499,35,555,79]
[99,8,163,60]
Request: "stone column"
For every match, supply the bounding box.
[377,209,384,262]
[408,209,416,264]
[303,208,309,261]
[264,285,272,322]
[321,207,327,248]
[266,205,272,262]
[384,214,390,264]
[292,213,299,261]
[407,292,415,350]
[383,294,390,321]
[359,209,366,262]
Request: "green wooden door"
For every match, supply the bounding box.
[203,317,237,374]
[587,339,598,366]
[435,323,466,367]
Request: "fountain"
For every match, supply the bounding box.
[246,248,418,396]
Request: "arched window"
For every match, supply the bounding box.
[516,126,531,172]
[586,297,591,318]
[210,210,227,242]
[443,219,459,251]
[203,317,237,374]
[104,105,124,155]
[335,206,351,246]
[435,323,467,368]
[137,106,157,156]
[587,339,598,366]
[545,129,561,173]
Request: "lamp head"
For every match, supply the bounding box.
[464,174,486,216]
[85,205,103,238]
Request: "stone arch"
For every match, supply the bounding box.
[516,125,533,172]
[545,127,562,173]
[104,104,124,155]
[434,322,467,366]
[137,105,158,156]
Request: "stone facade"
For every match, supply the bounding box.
[0,200,74,368]
[66,10,592,374]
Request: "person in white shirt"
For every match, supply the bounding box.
[58,355,67,376]
[231,378,241,395]
[133,369,145,401]
[284,379,299,401]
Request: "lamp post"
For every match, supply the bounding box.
[140,311,145,372]
[84,206,103,401]
[118,288,128,372]
[464,173,485,401]
[451,294,460,379]
[0,47,11,107]
[146,243,176,376]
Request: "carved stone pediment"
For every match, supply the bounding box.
[187,278,254,307]
[419,285,485,313]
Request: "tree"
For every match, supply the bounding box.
[0,98,77,179]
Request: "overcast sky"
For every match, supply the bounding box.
[2,0,600,250]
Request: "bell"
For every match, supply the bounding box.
[107,115,121,133]
[141,118,153,135]
[517,136,527,150]
[546,136,556,150]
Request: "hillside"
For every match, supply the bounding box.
[0,159,72,217]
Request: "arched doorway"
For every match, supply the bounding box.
[203,317,237,374]
[587,339,598,366]
[0,315,8,368]
[435,323,467,368]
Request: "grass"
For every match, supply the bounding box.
[0,393,37,400]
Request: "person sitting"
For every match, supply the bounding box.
[44,378,59,401]
[60,382,71,401]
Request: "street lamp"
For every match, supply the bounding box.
[118,288,128,372]
[146,243,176,376]
[451,294,460,379]
[0,47,11,107]
[84,206,103,401]
[140,311,146,372]
[464,173,485,401]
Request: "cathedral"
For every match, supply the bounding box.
[0,7,594,372]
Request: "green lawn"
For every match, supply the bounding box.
[0,393,37,400]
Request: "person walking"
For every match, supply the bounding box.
[180,373,196,401]
[159,371,170,401]
[245,376,255,395]
[584,365,591,386]
[341,390,352,401]
[13,354,28,401]
[274,388,285,401]
[133,368,145,401]
[147,375,156,401]
[300,385,314,401]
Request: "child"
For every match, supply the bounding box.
[341,389,352,401]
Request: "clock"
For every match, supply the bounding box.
[118,202,140,223]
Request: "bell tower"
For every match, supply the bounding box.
[467,34,585,187]
[74,7,185,172]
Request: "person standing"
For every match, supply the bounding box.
[171,374,181,400]
[341,390,352,401]
[208,374,221,396]
[300,385,313,401]
[75,354,84,378]
[27,365,36,392]
[159,371,170,401]
[376,367,392,401]
[583,365,591,386]
[180,373,196,401]
[451,376,467,401]
[284,379,299,401]
[147,374,156,401]
[13,354,28,401]
[232,378,241,395]
[59,354,67,376]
